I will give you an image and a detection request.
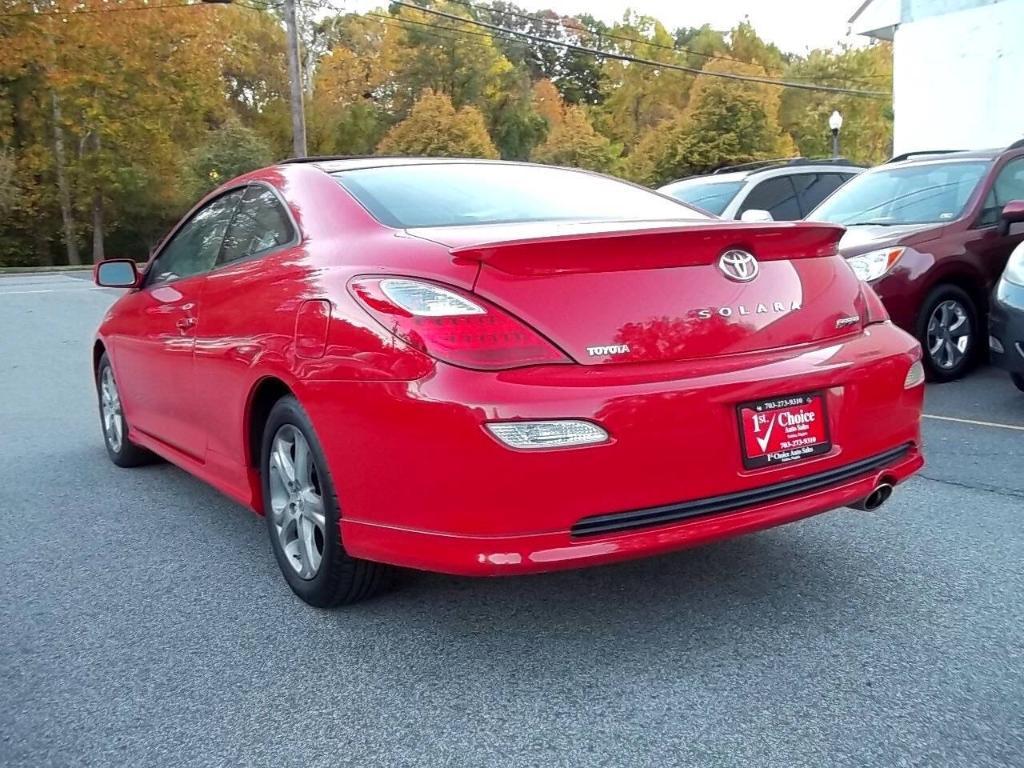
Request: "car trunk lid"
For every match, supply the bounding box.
[409,220,862,365]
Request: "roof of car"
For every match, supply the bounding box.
[661,161,863,190]
[278,156,517,173]
[885,140,1024,165]
[884,148,1007,165]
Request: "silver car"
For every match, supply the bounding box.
[659,159,863,221]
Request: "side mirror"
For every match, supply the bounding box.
[1000,200,1024,236]
[740,209,774,223]
[94,259,140,288]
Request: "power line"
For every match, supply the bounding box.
[391,2,889,98]
[444,0,888,82]
[366,11,538,49]
[447,0,751,66]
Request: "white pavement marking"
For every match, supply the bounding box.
[0,287,106,295]
[923,413,1024,432]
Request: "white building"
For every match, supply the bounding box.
[850,0,1024,155]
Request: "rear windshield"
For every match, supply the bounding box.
[659,180,744,216]
[334,163,707,228]
[810,160,990,225]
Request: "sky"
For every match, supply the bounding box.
[343,1,866,54]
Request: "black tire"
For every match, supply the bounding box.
[1011,373,1024,394]
[261,395,392,607]
[915,284,980,383]
[95,353,155,468]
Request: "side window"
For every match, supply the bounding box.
[980,158,1024,227]
[794,173,847,216]
[739,177,801,220]
[147,190,243,285]
[218,186,296,266]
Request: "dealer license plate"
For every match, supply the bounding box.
[737,392,832,469]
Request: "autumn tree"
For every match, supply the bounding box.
[530,106,620,172]
[308,29,393,155]
[376,90,499,158]
[531,79,565,128]
[0,2,897,268]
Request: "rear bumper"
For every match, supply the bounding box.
[989,279,1024,375]
[342,446,922,576]
[298,322,925,576]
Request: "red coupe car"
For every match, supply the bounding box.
[93,158,925,607]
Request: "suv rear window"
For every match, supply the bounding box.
[334,164,707,228]
[659,180,744,216]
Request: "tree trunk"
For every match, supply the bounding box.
[50,92,80,266]
[86,129,104,263]
[91,190,104,263]
[34,227,53,267]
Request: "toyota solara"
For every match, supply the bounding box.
[93,158,925,607]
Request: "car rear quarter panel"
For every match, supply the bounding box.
[185,164,499,507]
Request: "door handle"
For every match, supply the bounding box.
[176,316,197,332]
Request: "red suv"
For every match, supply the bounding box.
[808,141,1024,381]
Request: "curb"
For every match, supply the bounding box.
[0,265,93,276]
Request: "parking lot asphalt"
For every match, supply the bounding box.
[2,271,1022,768]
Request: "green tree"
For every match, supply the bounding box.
[530,106,620,172]
[376,90,499,158]
[595,14,693,148]
[487,70,547,160]
[185,121,273,197]
[386,4,514,119]
[781,43,893,164]
[626,61,795,186]
[674,24,729,69]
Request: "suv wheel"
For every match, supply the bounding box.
[917,285,979,383]
[1011,373,1024,394]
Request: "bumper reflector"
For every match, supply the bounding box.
[989,335,1005,354]
[486,420,608,450]
[904,360,925,388]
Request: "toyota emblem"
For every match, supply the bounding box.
[718,250,759,282]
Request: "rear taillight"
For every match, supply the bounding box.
[860,284,890,325]
[349,277,569,370]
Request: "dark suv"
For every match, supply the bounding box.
[808,141,1024,381]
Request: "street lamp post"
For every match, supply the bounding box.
[829,110,843,159]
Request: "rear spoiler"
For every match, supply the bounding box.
[449,222,845,276]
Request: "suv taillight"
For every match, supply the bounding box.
[349,277,569,370]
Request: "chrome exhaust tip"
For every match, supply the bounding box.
[849,482,894,511]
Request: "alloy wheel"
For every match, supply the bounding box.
[925,299,972,371]
[100,366,124,453]
[268,424,327,580]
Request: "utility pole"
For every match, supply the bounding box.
[282,0,307,157]
[201,0,305,156]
